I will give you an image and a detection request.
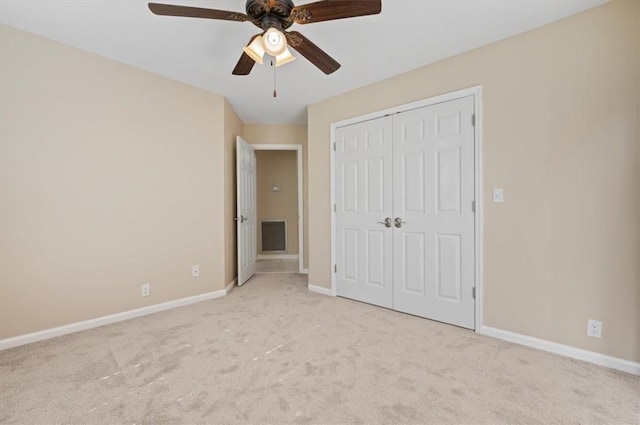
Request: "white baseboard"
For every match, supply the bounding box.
[308,284,334,297]
[258,254,299,260]
[0,289,228,351]
[225,278,237,294]
[479,326,640,376]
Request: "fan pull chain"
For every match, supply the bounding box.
[272,59,277,98]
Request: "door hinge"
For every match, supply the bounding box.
[334,265,337,273]
[333,142,336,151]
[472,287,476,299]
[471,114,476,126]
[333,203,336,212]
[472,200,476,213]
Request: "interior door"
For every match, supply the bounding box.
[392,96,475,329]
[236,136,257,286]
[335,116,394,308]
[334,96,476,329]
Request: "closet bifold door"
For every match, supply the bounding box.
[335,116,394,309]
[392,96,476,329]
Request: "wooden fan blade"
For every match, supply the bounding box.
[148,3,249,22]
[232,35,261,75]
[286,31,340,74]
[232,53,257,75]
[291,0,381,24]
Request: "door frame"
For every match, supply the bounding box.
[329,86,484,330]
[253,144,306,274]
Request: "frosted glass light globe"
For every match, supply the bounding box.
[262,27,286,56]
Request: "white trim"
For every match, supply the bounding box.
[300,268,309,275]
[308,284,334,297]
[330,123,337,297]
[253,144,305,274]
[480,326,640,376]
[0,290,227,351]
[296,145,304,274]
[257,254,299,260]
[332,86,483,129]
[253,144,299,151]
[225,278,237,294]
[329,86,484,326]
[473,87,484,330]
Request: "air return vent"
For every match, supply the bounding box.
[261,220,287,252]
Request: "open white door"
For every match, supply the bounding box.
[236,136,257,286]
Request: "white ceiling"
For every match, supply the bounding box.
[0,0,606,124]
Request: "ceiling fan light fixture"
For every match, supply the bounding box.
[243,35,265,64]
[262,27,287,56]
[275,46,296,67]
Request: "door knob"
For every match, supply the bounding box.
[377,217,392,228]
[235,215,248,223]
[394,217,406,228]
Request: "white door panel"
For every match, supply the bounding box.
[393,96,475,329]
[237,136,257,286]
[335,117,394,308]
[335,96,475,330]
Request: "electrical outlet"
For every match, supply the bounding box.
[192,265,200,278]
[587,319,602,338]
[141,283,150,297]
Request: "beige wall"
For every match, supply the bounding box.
[244,125,308,269]
[256,151,298,255]
[308,0,640,362]
[223,100,244,286]
[0,26,228,339]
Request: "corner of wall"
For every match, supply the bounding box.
[223,99,244,287]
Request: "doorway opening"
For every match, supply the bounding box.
[254,144,304,275]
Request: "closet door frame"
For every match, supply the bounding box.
[329,86,484,331]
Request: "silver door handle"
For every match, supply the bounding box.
[377,217,392,228]
[235,215,247,223]
[394,217,406,228]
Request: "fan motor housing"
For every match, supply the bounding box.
[246,0,295,29]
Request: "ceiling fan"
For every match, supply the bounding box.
[148,0,382,75]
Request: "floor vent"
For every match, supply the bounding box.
[261,220,287,252]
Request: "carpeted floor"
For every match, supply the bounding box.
[1,273,638,424]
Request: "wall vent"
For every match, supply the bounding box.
[261,220,287,252]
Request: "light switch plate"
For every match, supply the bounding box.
[192,265,200,278]
[493,188,504,203]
